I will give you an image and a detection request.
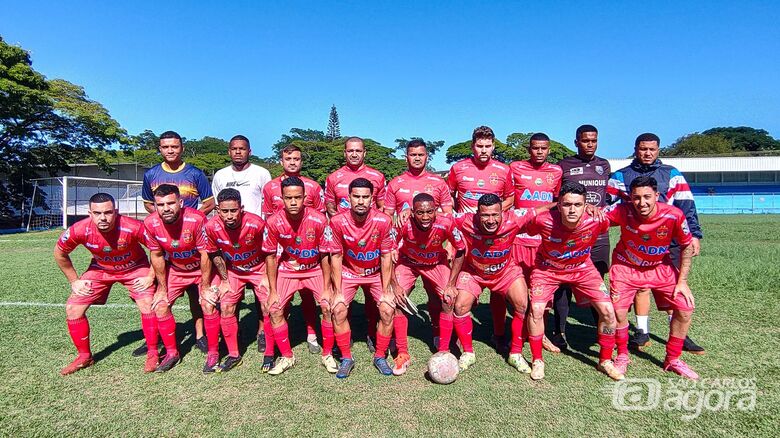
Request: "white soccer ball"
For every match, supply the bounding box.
[427,351,459,384]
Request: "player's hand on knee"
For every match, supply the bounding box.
[673,282,695,308]
[151,291,168,311]
[71,279,93,296]
[217,280,232,300]
[442,286,457,306]
[132,276,154,292]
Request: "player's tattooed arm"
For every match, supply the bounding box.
[673,244,696,308]
[209,253,229,281]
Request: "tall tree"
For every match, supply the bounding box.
[394,137,446,157]
[661,133,732,157]
[327,105,341,140]
[700,126,780,152]
[445,133,574,164]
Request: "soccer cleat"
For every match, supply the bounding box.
[256,332,266,353]
[664,358,700,380]
[132,342,149,357]
[614,353,631,375]
[629,332,651,350]
[195,336,208,354]
[268,356,296,376]
[261,355,275,373]
[218,355,243,373]
[144,356,159,373]
[60,356,94,376]
[307,338,322,354]
[550,332,569,351]
[321,354,339,373]
[598,360,626,381]
[366,335,376,353]
[542,334,561,353]
[203,353,220,374]
[392,353,411,376]
[507,353,532,374]
[530,359,545,381]
[683,336,706,355]
[458,352,476,371]
[155,354,181,373]
[373,357,393,376]
[336,358,356,379]
[491,335,509,356]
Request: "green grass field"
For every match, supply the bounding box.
[1,215,778,437]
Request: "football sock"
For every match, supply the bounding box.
[156,313,179,357]
[273,322,294,358]
[67,316,91,358]
[393,313,409,355]
[335,331,352,359]
[616,325,630,356]
[301,291,319,337]
[489,293,506,337]
[204,312,221,355]
[598,331,616,362]
[140,313,159,358]
[321,320,334,356]
[220,315,239,357]
[453,313,474,353]
[529,334,544,362]
[263,315,275,356]
[438,312,454,353]
[510,311,526,354]
[665,335,685,362]
[375,332,391,359]
[636,315,649,334]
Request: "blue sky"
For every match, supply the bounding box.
[3,1,779,170]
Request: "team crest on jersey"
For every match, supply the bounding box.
[489,173,499,185]
[641,234,651,242]
[656,225,669,239]
[535,178,543,186]
[306,228,316,242]
[430,236,442,247]
[546,173,555,185]
[477,179,485,188]
[339,198,350,209]
[117,238,128,250]
[425,184,434,194]
[595,165,605,175]
[182,230,193,244]
[581,232,592,243]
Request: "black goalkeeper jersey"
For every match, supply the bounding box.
[558,154,611,244]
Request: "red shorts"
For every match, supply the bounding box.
[529,264,610,307]
[512,243,537,281]
[609,262,694,312]
[340,274,386,306]
[394,262,451,296]
[272,272,324,311]
[456,264,524,299]
[166,268,206,305]
[217,269,269,305]
[67,266,155,306]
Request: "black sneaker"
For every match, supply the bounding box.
[257,332,266,353]
[629,332,651,350]
[550,332,569,351]
[683,336,705,355]
[261,355,274,373]
[195,336,208,354]
[491,335,509,356]
[218,355,243,373]
[155,354,181,373]
[132,342,149,357]
[203,354,220,374]
[366,335,376,353]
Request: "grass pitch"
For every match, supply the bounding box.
[0,215,778,437]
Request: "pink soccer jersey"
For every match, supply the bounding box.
[510,160,562,247]
[454,209,535,278]
[396,214,466,266]
[324,164,387,213]
[329,209,395,278]
[447,158,513,213]
[384,171,452,214]
[144,207,213,271]
[261,174,324,218]
[205,212,266,273]
[262,207,333,278]
[607,202,693,267]
[57,215,150,272]
[525,210,609,271]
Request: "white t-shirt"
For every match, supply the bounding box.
[211,164,272,215]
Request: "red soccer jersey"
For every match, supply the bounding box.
[525,211,609,270]
[57,215,150,272]
[447,158,513,213]
[144,207,213,271]
[454,209,535,278]
[261,174,324,218]
[510,160,563,247]
[329,209,395,278]
[607,202,693,267]
[262,207,333,278]
[385,171,453,214]
[396,214,466,266]
[205,212,266,273]
[324,164,387,214]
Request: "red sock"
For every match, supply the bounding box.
[510,311,525,354]
[489,293,506,337]
[156,313,179,357]
[529,334,544,362]
[263,314,275,357]
[301,292,319,337]
[220,315,239,357]
[204,312,221,355]
[335,331,352,359]
[273,322,294,358]
[438,312,454,352]
[365,294,378,340]
[140,313,159,358]
[616,325,629,356]
[321,319,334,355]
[453,313,474,353]
[374,332,392,359]
[67,316,91,358]
[598,331,616,362]
[665,335,685,362]
[393,313,409,355]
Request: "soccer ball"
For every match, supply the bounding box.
[427,351,459,384]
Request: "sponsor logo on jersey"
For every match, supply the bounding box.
[425,184,434,193]
[520,189,553,202]
[627,241,669,255]
[171,240,180,248]
[399,188,411,193]
[566,240,576,248]
[641,234,651,242]
[549,247,591,260]
[520,174,532,180]
[358,239,367,248]
[336,183,349,188]
[295,236,302,244]
[535,178,543,186]
[477,179,485,188]
[102,246,112,253]
[461,176,475,182]
[595,165,605,175]
[226,181,250,187]
[570,167,584,175]
[471,248,509,259]
[339,198,350,208]
[347,249,380,261]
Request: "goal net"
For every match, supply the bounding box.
[27,176,145,231]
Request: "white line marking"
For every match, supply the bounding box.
[0,302,137,308]
[0,239,53,242]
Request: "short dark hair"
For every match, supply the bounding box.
[280,144,301,156]
[217,188,241,204]
[635,133,660,148]
[348,177,373,194]
[477,193,502,209]
[412,192,435,206]
[629,175,659,192]
[345,137,364,149]
[406,139,427,152]
[281,175,305,190]
[530,132,550,143]
[159,131,182,143]
[576,125,598,139]
[89,193,116,207]
[472,126,495,145]
[153,184,180,198]
[559,181,587,198]
[229,135,250,147]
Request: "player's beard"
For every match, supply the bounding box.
[162,211,180,224]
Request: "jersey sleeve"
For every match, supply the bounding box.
[383,180,397,213]
[436,180,454,211]
[673,211,694,247]
[523,214,542,236]
[310,183,325,213]
[380,222,395,254]
[143,222,161,251]
[194,169,214,202]
[448,221,467,252]
[607,170,627,205]
[195,221,215,252]
[142,171,154,204]
[605,204,626,226]
[375,174,387,204]
[261,184,274,218]
[319,224,335,253]
[261,220,278,254]
[328,221,344,254]
[446,166,458,194]
[56,226,81,253]
[324,174,336,207]
[501,170,514,199]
